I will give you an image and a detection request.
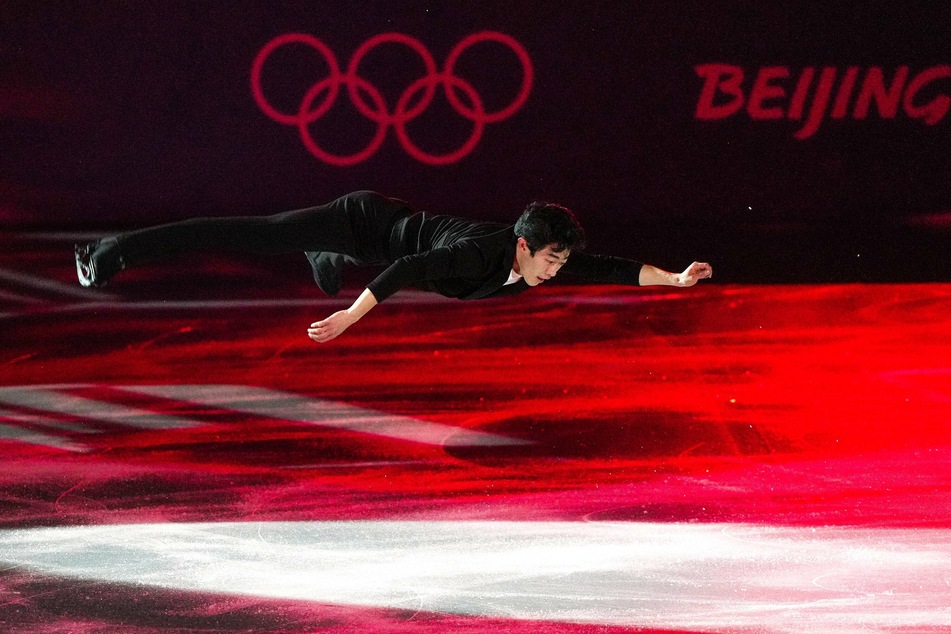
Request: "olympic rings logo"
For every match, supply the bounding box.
[251,31,533,166]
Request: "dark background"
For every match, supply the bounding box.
[2,1,949,282]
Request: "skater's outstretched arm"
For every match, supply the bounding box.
[639,262,713,287]
[307,288,378,344]
[561,254,713,289]
[307,245,484,343]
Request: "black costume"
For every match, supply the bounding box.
[106,191,644,300]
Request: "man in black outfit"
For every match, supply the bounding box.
[75,191,713,343]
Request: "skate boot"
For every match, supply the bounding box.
[304,251,348,297]
[75,237,126,287]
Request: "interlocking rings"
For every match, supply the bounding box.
[251,31,533,166]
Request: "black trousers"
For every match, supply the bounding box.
[115,191,413,268]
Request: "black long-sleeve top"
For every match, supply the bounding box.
[365,212,643,303]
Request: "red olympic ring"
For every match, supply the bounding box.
[250,31,533,166]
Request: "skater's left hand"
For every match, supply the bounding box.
[675,262,713,287]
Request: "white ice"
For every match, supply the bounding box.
[1,521,949,633]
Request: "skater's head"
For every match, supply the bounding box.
[514,202,586,256]
[513,202,586,287]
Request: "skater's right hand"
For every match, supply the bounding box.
[307,288,379,344]
[308,310,355,344]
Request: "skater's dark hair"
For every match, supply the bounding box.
[515,202,587,255]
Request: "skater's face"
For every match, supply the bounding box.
[514,238,569,286]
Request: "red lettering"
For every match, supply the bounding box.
[854,67,908,119]
[788,68,815,120]
[831,66,860,119]
[694,64,745,119]
[903,65,951,125]
[694,64,949,139]
[747,67,789,119]
[795,67,837,140]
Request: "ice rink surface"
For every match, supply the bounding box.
[0,232,949,633]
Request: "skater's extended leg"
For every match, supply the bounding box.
[74,191,411,289]
[75,203,355,287]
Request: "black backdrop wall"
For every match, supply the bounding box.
[3,1,949,281]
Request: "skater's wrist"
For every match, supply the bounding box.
[345,288,379,322]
